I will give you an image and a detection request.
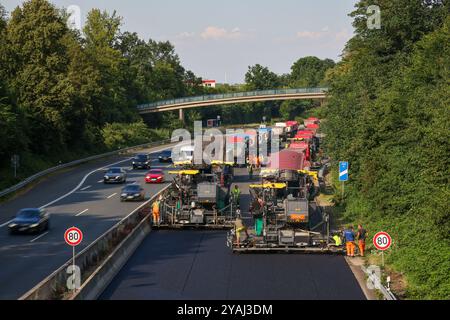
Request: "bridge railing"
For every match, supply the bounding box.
[137,87,328,110]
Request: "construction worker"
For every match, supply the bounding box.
[332,232,343,246]
[234,213,249,245]
[343,226,356,257]
[356,224,367,257]
[152,199,160,226]
[232,185,241,207]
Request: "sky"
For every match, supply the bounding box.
[3,0,358,84]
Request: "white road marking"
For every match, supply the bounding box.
[0,219,13,228]
[30,231,49,243]
[38,145,171,210]
[80,185,91,191]
[76,209,89,217]
[98,179,104,183]
[107,193,117,199]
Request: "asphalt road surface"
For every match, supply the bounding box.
[100,230,365,300]
[101,169,366,300]
[0,144,175,300]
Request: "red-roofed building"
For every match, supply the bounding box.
[202,79,216,88]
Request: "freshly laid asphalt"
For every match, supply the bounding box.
[100,230,365,300]
[101,169,366,300]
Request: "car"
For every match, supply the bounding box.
[145,169,165,183]
[120,184,145,202]
[132,154,151,169]
[158,150,172,163]
[8,208,50,235]
[104,167,127,184]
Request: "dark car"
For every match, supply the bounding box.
[132,154,151,169]
[104,167,127,184]
[158,150,172,163]
[9,208,50,234]
[120,184,145,202]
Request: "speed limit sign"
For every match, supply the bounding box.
[64,227,83,246]
[373,231,392,251]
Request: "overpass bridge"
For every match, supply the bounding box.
[137,88,328,121]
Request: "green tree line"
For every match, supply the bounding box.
[323,0,449,299]
[0,0,202,188]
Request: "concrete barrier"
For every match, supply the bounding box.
[72,216,152,300]
[19,184,172,300]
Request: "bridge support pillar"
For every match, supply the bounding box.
[179,108,185,123]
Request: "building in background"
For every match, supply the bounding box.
[202,79,216,88]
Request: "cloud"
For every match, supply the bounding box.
[296,27,352,42]
[296,31,326,39]
[334,28,352,42]
[176,31,196,39]
[200,26,244,40]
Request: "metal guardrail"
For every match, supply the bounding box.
[137,88,328,110]
[20,184,172,300]
[0,139,172,199]
[362,266,397,300]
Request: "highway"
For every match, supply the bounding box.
[0,144,175,300]
[101,170,366,300]
[0,150,365,300]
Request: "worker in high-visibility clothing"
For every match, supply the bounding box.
[332,233,343,246]
[343,226,356,257]
[234,213,249,245]
[232,185,241,207]
[356,224,367,257]
[152,200,160,226]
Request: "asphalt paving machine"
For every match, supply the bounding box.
[155,165,238,229]
[226,160,342,253]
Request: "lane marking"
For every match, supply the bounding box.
[30,231,49,243]
[0,219,13,228]
[107,193,117,199]
[38,145,172,210]
[76,209,89,217]
[80,185,91,191]
[98,179,104,183]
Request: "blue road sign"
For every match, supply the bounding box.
[339,161,349,182]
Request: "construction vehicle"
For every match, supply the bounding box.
[155,166,238,228]
[226,133,344,253]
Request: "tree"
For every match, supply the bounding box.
[322,0,449,299]
[290,56,335,87]
[83,9,132,124]
[5,0,75,154]
[245,64,280,90]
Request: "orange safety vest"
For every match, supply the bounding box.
[152,201,160,214]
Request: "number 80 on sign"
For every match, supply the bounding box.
[64,227,83,246]
[373,231,392,251]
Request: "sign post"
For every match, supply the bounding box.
[11,154,20,178]
[373,231,392,267]
[339,161,349,197]
[64,227,83,292]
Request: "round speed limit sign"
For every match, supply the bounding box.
[373,231,392,251]
[64,227,83,246]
